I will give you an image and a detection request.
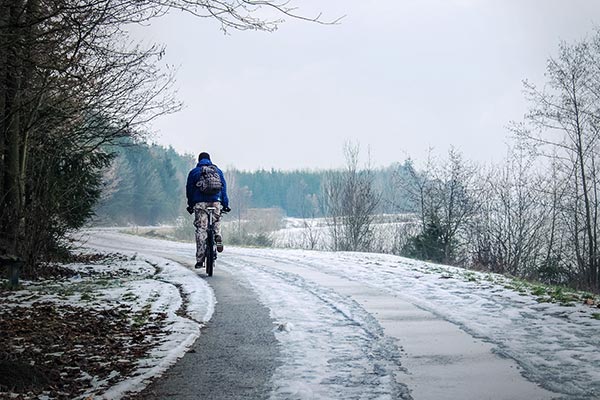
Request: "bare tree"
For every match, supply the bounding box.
[513,34,600,290]
[300,193,321,250]
[469,147,552,277]
[401,148,478,264]
[322,142,380,252]
[224,169,252,240]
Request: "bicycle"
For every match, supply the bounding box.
[203,206,226,277]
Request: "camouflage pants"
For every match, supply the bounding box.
[193,202,222,262]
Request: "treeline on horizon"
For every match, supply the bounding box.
[93,142,416,225]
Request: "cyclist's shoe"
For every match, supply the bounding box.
[195,257,205,269]
[215,235,224,253]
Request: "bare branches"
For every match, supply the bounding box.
[323,142,380,252]
[505,32,600,290]
[399,148,479,265]
[118,0,343,32]
[1,0,335,264]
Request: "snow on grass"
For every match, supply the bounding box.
[69,229,218,398]
[271,216,416,253]
[78,229,215,325]
[73,254,215,399]
[1,241,215,400]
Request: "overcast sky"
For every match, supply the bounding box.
[130,0,600,171]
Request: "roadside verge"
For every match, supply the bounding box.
[0,248,214,399]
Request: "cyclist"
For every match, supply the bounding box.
[186,152,231,268]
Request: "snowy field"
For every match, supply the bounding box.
[78,229,600,400]
[249,214,416,252]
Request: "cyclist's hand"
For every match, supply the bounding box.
[222,206,231,213]
[186,206,194,215]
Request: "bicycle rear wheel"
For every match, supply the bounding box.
[205,233,215,277]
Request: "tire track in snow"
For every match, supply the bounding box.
[231,249,599,399]
[219,255,412,400]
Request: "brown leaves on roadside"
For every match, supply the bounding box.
[0,301,166,399]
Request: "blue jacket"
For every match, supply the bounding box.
[186,159,229,208]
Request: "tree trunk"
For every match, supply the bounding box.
[572,84,597,289]
[0,1,9,208]
[2,0,24,254]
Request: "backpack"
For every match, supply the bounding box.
[196,165,223,195]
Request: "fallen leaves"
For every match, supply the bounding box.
[0,254,168,400]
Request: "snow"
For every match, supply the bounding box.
[94,268,201,400]
[220,247,600,399]
[2,231,215,400]
[271,216,416,252]
[219,258,410,399]
[72,232,216,399]
[30,229,600,399]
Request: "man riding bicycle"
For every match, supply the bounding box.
[186,152,231,268]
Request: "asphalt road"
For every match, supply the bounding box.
[134,267,281,399]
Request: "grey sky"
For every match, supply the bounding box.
[131,0,600,171]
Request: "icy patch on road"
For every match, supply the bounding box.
[220,258,411,400]
[228,248,600,399]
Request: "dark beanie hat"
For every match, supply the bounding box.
[198,152,211,161]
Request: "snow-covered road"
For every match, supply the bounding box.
[82,229,600,400]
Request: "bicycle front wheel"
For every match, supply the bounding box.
[205,234,215,277]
